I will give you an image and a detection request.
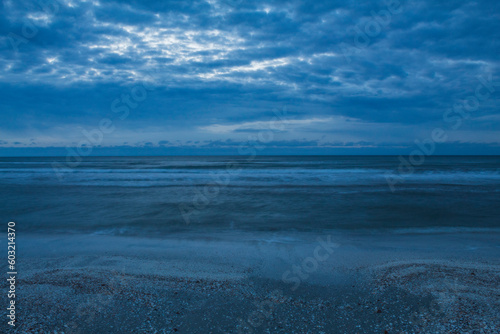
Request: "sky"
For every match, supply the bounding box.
[1,0,499,156]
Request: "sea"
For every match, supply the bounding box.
[0,156,499,236]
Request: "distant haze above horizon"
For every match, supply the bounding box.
[1,0,500,155]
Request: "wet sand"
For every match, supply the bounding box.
[5,231,500,333]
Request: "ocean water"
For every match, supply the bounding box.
[0,156,499,235]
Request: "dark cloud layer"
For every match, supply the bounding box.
[0,0,499,154]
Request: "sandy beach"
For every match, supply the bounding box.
[3,0,500,330]
[5,231,499,333]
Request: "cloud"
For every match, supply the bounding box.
[199,117,339,133]
[0,0,499,154]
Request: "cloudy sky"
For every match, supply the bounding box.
[1,0,499,155]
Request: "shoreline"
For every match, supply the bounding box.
[4,231,500,333]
